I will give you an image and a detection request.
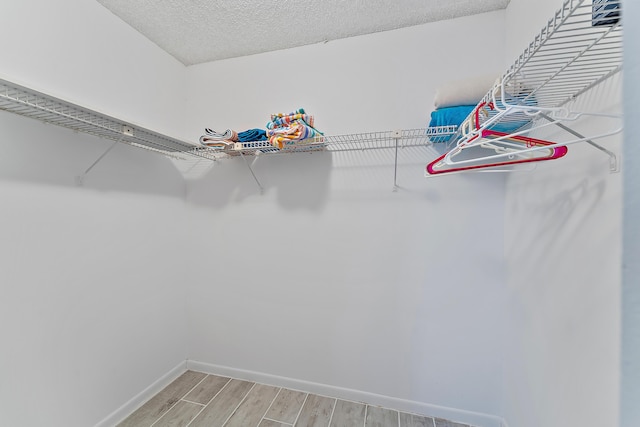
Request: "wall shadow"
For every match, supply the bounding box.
[0,110,186,199]
[185,150,333,211]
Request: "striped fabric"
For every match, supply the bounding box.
[268,109,315,129]
[265,108,323,149]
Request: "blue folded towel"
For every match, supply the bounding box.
[237,128,267,142]
[428,105,476,128]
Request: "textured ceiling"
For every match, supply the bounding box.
[96,0,510,66]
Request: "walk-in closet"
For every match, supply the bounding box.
[1,0,637,427]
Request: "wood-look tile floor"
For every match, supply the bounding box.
[117,371,473,427]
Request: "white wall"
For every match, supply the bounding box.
[502,1,623,427]
[503,0,563,66]
[0,0,187,140]
[182,12,508,426]
[7,2,627,426]
[0,1,191,426]
[622,0,640,425]
[0,110,191,427]
[184,11,505,139]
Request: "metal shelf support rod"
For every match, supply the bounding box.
[239,151,264,194]
[75,138,121,186]
[539,112,618,172]
[393,130,401,191]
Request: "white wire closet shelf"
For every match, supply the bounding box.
[0,77,210,159]
[0,74,456,188]
[181,126,457,191]
[190,126,457,160]
[0,76,456,160]
[426,0,623,176]
[0,76,458,187]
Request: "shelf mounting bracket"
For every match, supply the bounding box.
[392,129,401,191]
[75,139,121,186]
[239,151,264,194]
[539,113,619,173]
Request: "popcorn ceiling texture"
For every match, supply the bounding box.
[96,0,509,65]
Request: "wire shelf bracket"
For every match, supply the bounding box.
[539,112,619,172]
[74,138,121,186]
[239,151,264,194]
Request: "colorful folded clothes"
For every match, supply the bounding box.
[237,128,267,142]
[268,109,316,128]
[266,108,323,149]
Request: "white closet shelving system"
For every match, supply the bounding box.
[0,0,623,184]
[0,76,455,189]
[426,0,623,175]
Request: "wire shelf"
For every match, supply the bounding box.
[474,0,622,133]
[429,0,623,176]
[325,126,456,151]
[0,77,205,158]
[0,76,455,167]
[190,126,457,160]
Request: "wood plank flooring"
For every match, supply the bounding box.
[117,371,474,427]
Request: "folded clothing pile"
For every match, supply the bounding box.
[199,128,237,150]
[238,129,267,142]
[429,74,537,138]
[265,108,323,149]
[199,128,267,149]
[428,74,498,140]
[198,109,322,151]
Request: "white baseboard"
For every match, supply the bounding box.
[94,360,187,427]
[187,359,508,427]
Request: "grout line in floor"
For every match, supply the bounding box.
[198,376,352,413]
[258,387,282,426]
[149,374,209,427]
[291,392,310,426]
[258,388,281,427]
[152,371,474,427]
[263,416,293,426]
[184,376,233,427]
[202,377,233,406]
[327,398,337,427]
[183,374,209,401]
[363,404,368,427]
[149,409,166,427]
[181,398,206,406]
[220,381,257,427]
